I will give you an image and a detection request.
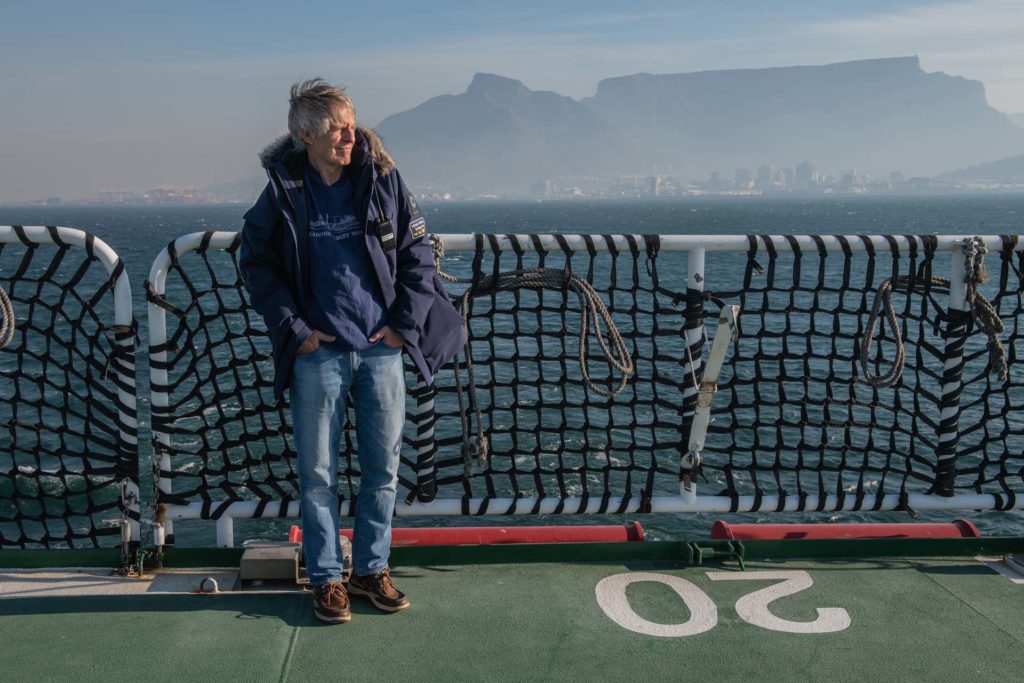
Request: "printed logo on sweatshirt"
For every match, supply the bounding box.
[309,213,362,241]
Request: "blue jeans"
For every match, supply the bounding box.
[290,342,405,585]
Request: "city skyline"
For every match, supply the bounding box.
[11,156,1009,207]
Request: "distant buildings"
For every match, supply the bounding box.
[521,157,968,200]
[529,179,555,198]
[734,168,753,191]
[87,186,199,204]
[4,157,1015,207]
[647,175,662,197]
[604,175,664,197]
[793,161,816,191]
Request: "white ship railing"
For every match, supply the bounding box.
[0,225,139,546]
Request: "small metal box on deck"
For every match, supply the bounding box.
[239,542,302,582]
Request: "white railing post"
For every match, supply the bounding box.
[216,515,234,548]
[147,240,175,544]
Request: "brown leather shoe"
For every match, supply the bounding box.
[313,581,351,624]
[348,568,410,612]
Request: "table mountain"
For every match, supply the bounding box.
[375,57,1024,195]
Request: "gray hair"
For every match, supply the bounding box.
[287,79,355,151]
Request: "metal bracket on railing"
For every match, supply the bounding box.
[141,520,166,568]
[684,540,746,569]
[683,305,740,498]
[104,517,138,576]
[681,450,703,499]
[105,515,156,576]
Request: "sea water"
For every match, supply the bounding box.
[2,194,1024,545]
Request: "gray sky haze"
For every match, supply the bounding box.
[2,0,1023,202]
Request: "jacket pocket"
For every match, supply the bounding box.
[415,286,468,380]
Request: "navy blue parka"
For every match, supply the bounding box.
[240,127,467,399]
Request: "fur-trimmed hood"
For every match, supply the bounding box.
[257,126,395,175]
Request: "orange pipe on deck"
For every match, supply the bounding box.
[288,522,645,546]
[709,519,981,541]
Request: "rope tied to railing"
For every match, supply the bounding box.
[429,233,461,285]
[456,268,635,396]
[429,234,635,473]
[431,234,634,397]
[860,236,1007,387]
[0,285,14,349]
[962,236,1008,382]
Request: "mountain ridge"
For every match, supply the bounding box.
[375,57,1024,194]
[940,153,1024,182]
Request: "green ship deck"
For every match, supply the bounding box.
[2,539,1023,681]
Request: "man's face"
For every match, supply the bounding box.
[301,106,356,173]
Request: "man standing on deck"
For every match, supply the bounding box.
[240,79,466,624]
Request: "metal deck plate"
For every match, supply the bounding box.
[239,542,302,582]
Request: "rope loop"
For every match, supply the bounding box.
[430,235,634,397]
[430,234,635,476]
[859,277,906,387]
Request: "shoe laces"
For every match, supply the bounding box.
[318,582,348,607]
[377,569,398,598]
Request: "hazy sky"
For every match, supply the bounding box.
[2,0,1023,202]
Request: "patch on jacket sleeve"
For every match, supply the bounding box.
[410,215,427,238]
[407,192,420,216]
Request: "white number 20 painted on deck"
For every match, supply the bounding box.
[594,570,851,637]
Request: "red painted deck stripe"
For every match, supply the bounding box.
[709,519,981,540]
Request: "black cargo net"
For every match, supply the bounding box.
[0,226,137,549]
[149,232,1023,520]
[148,233,696,517]
[414,234,695,513]
[699,235,1022,512]
[147,233,298,519]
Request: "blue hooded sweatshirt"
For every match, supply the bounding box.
[239,127,467,399]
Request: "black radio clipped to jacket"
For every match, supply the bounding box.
[375,217,396,251]
[371,181,397,251]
